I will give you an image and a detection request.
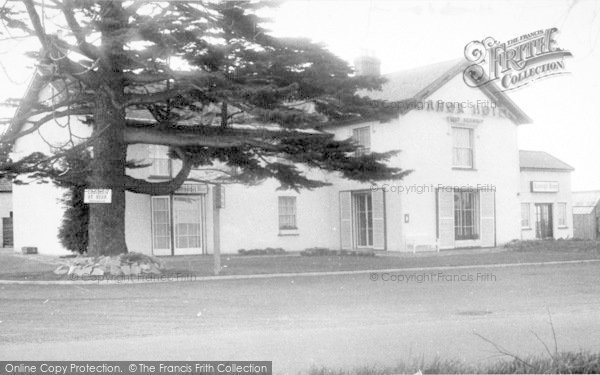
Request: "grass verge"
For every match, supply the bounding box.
[308,351,600,374]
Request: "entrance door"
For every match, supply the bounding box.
[2,213,13,247]
[173,196,203,255]
[353,192,373,248]
[535,203,553,239]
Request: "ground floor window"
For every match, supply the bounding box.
[151,197,171,251]
[151,195,204,255]
[278,196,297,229]
[454,190,480,240]
[339,189,385,250]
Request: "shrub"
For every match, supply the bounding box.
[58,186,89,254]
[300,247,375,257]
[238,247,286,256]
[56,151,91,254]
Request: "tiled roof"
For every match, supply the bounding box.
[519,150,574,171]
[357,58,531,125]
[572,190,600,208]
[365,58,466,102]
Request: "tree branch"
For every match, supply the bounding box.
[122,147,192,195]
[22,0,49,50]
[3,108,91,143]
[123,124,329,150]
[60,0,101,60]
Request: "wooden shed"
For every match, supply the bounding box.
[572,191,600,240]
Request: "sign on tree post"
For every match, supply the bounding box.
[83,189,112,204]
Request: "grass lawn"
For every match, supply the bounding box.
[0,253,58,280]
[309,351,600,374]
[163,241,600,277]
[1,240,599,280]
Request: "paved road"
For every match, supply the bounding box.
[1,262,600,374]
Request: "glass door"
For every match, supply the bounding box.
[353,192,373,248]
[151,196,171,256]
[535,203,553,239]
[173,196,203,255]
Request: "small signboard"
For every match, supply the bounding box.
[530,181,559,193]
[84,189,112,203]
[176,183,208,195]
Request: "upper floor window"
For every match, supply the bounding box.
[278,196,297,230]
[149,145,171,177]
[557,202,567,227]
[353,126,371,155]
[452,126,474,168]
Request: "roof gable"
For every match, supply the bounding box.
[519,150,574,171]
[363,59,532,125]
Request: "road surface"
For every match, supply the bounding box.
[1,262,600,374]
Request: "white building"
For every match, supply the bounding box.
[519,150,574,240]
[9,59,574,256]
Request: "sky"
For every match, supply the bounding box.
[1,0,599,190]
[266,0,600,191]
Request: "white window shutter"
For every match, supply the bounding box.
[339,191,352,250]
[480,190,496,247]
[372,189,385,250]
[437,190,455,249]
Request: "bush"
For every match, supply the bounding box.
[58,186,89,254]
[504,238,599,252]
[300,247,375,257]
[238,247,286,256]
[56,151,91,254]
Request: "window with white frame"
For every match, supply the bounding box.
[149,145,171,177]
[278,196,297,230]
[452,126,474,168]
[454,190,479,240]
[521,203,530,228]
[353,126,371,155]
[557,202,567,227]
[151,196,171,251]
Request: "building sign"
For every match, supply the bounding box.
[531,181,559,193]
[176,183,208,195]
[84,189,112,203]
[373,99,509,119]
[464,27,572,91]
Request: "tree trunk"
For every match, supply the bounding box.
[87,91,128,256]
[86,1,129,257]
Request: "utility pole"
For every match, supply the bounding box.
[212,184,222,275]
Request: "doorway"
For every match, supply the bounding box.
[535,203,553,239]
[353,192,373,248]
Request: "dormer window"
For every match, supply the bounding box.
[353,126,371,155]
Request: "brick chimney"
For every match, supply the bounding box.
[354,55,381,76]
